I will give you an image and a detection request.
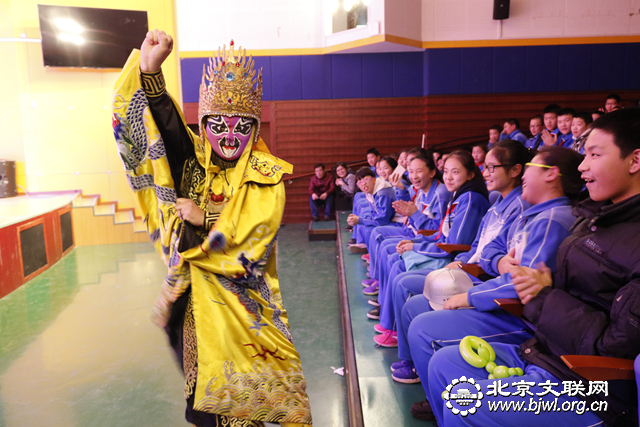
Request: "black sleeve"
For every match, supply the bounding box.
[524,281,640,360]
[140,69,195,198]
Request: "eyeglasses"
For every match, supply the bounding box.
[483,164,512,173]
[525,162,562,176]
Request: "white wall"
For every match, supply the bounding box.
[176,0,325,51]
[421,0,640,42]
[175,0,640,53]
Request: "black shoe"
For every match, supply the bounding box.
[324,216,334,221]
[345,225,353,231]
[410,400,436,422]
[348,238,356,245]
[313,216,320,222]
[366,307,380,319]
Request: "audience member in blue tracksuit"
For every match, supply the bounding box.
[387,141,531,376]
[556,108,575,148]
[471,144,487,172]
[570,112,593,155]
[524,115,544,150]
[370,150,490,337]
[403,146,586,421]
[421,109,640,427]
[347,167,396,253]
[347,148,381,233]
[500,119,528,144]
[363,154,448,297]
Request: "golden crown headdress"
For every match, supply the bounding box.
[198,40,262,143]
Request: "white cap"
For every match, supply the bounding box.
[423,268,474,310]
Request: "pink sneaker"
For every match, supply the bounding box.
[361,254,370,263]
[373,323,391,334]
[374,330,398,347]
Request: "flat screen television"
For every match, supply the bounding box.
[38,5,148,69]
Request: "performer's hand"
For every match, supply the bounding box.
[497,248,520,274]
[176,198,204,226]
[443,292,470,310]
[141,29,174,73]
[512,263,553,305]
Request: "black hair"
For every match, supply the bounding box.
[536,146,584,199]
[472,143,489,154]
[379,156,398,171]
[573,112,593,126]
[592,110,604,119]
[489,139,532,183]
[531,115,543,123]
[314,163,325,170]
[356,167,376,180]
[590,108,640,158]
[557,107,576,118]
[606,93,621,103]
[490,125,502,133]
[334,162,350,177]
[399,149,409,155]
[408,147,429,158]
[543,104,562,115]
[410,153,443,183]
[366,148,380,157]
[445,150,484,186]
[505,118,520,129]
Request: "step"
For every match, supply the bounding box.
[93,203,115,216]
[133,217,147,233]
[72,196,98,208]
[114,210,134,224]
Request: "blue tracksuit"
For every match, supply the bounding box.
[407,197,577,397]
[426,343,602,426]
[354,181,396,244]
[369,181,450,283]
[390,187,529,351]
[557,132,574,148]
[376,190,490,329]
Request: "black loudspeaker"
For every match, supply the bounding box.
[493,0,510,20]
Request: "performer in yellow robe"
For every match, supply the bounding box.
[112,30,312,427]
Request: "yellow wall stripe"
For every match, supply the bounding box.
[180,34,640,58]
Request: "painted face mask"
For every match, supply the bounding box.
[205,115,255,161]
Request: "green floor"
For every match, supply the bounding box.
[338,211,435,427]
[0,224,348,427]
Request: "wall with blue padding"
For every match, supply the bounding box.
[181,43,640,103]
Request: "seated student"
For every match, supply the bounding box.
[592,109,604,122]
[436,153,447,172]
[488,125,502,149]
[368,151,490,319]
[421,107,640,427]
[471,143,488,171]
[363,154,447,298]
[309,163,334,221]
[539,104,561,147]
[366,148,381,176]
[404,146,585,420]
[555,107,576,148]
[524,115,543,150]
[601,92,621,113]
[349,147,382,231]
[334,161,356,209]
[385,140,531,371]
[570,111,593,154]
[501,119,528,144]
[347,167,396,254]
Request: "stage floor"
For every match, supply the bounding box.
[0,193,78,228]
[338,211,435,427]
[0,223,347,426]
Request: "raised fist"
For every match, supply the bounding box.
[140,29,174,73]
